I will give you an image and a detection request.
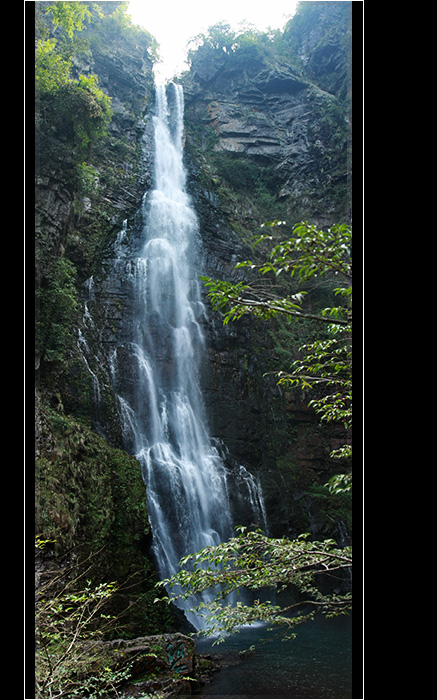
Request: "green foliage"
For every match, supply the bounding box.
[36,257,79,365]
[35,409,148,558]
[35,548,131,698]
[283,1,350,62]
[325,472,352,495]
[45,1,93,38]
[189,22,237,55]
[265,223,352,465]
[188,21,281,66]
[281,331,352,445]
[201,222,350,326]
[160,527,351,643]
[77,161,99,196]
[35,38,72,92]
[201,276,306,325]
[211,153,285,220]
[35,406,176,641]
[201,220,352,486]
[255,221,351,282]
[37,67,112,157]
[36,2,113,159]
[72,74,113,154]
[35,536,56,550]
[96,3,159,63]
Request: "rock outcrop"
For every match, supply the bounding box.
[184,58,350,230]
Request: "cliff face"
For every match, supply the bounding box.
[184,61,350,229]
[35,7,159,398]
[35,8,155,374]
[180,2,352,537]
[182,2,351,235]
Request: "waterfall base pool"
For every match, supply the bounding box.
[195,615,353,699]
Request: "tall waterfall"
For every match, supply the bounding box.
[115,83,234,628]
[85,82,266,630]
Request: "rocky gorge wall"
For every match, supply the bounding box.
[179,1,352,539]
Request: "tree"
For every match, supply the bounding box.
[35,2,112,158]
[160,528,352,644]
[202,220,352,485]
[160,221,352,639]
[188,22,237,56]
[44,1,93,38]
[187,21,277,66]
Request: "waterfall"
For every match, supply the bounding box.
[91,82,267,630]
[106,83,226,628]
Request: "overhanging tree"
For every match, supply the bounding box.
[160,220,352,639]
[202,220,352,487]
[161,527,351,643]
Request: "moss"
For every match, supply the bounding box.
[209,153,286,221]
[35,407,149,571]
[36,257,81,365]
[35,402,180,636]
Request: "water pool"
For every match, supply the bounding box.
[195,614,353,699]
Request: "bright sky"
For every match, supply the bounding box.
[127,0,299,82]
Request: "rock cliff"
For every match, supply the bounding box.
[184,65,349,227]
[179,1,352,537]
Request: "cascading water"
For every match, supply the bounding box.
[100,82,267,630]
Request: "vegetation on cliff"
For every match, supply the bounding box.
[34,8,178,687]
[185,0,351,108]
[36,2,113,164]
[35,1,151,371]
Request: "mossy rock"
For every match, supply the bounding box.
[35,405,149,576]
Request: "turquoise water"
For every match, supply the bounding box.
[196,615,353,699]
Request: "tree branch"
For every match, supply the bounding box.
[231,295,350,325]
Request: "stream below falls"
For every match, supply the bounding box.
[195,614,353,699]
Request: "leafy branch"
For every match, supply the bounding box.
[200,277,349,326]
[159,528,351,643]
[201,220,351,325]
[201,220,352,478]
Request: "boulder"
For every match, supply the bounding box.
[83,633,207,698]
